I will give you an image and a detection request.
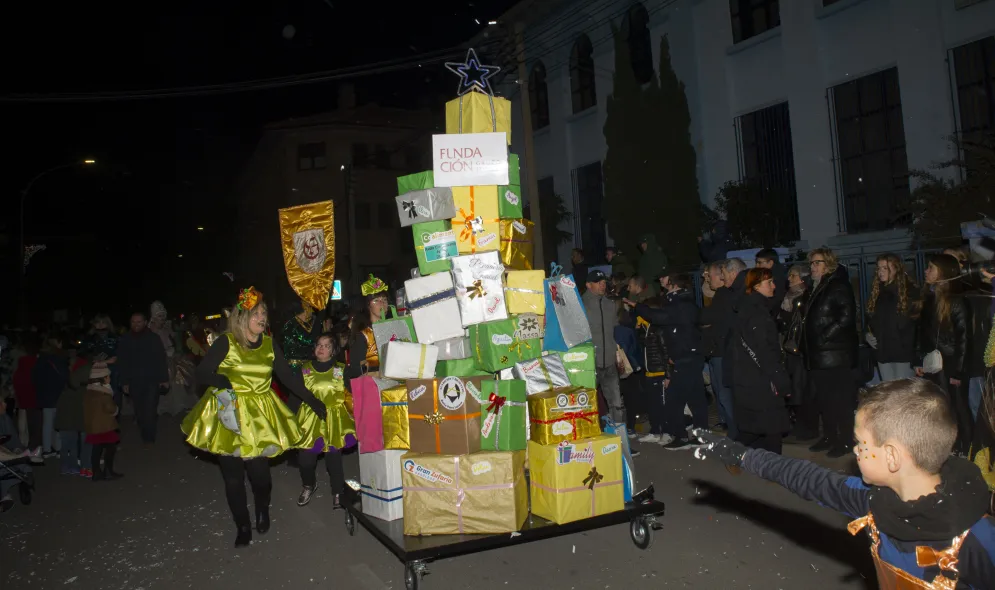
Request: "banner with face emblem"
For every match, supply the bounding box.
[279,200,336,311]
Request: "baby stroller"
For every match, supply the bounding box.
[0,436,34,511]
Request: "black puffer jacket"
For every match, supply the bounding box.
[916,291,969,381]
[730,292,792,435]
[634,289,701,362]
[636,315,669,378]
[867,281,918,364]
[801,267,858,370]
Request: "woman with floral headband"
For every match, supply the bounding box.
[183,287,327,548]
[344,274,390,388]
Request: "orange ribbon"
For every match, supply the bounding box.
[408,380,482,453]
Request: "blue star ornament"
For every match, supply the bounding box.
[445,48,501,96]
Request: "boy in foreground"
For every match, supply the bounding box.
[694,378,994,588]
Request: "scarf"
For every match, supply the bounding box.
[89,383,114,395]
[781,283,806,312]
[867,456,989,541]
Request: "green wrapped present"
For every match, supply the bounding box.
[498,155,522,219]
[557,344,596,389]
[480,378,527,451]
[437,358,491,377]
[413,220,458,275]
[469,316,542,372]
[397,170,434,194]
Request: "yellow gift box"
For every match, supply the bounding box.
[401,450,528,535]
[498,219,534,270]
[528,386,601,445]
[445,91,512,145]
[451,186,500,254]
[381,385,410,450]
[504,270,545,315]
[529,434,625,524]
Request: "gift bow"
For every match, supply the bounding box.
[467,280,486,300]
[507,335,533,357]
[583,467,604,490]
[549,283,565,306]
[423,411,445,425]
[486,392,507,413]
[402,200,418,218]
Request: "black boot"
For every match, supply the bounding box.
[103,444,123,479]
[255,508,270,534]
[234,524,252,548]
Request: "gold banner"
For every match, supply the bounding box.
[279,201,335,311]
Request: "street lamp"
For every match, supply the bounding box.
[18,159,97,322]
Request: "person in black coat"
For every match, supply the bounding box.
[755,248,787,313]
[729,268,792,454]
[915,254,972,455]
[865,253,919,381]
[800,248,858,458]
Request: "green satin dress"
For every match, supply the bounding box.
[181,334,304,458]
[295,361,357,452]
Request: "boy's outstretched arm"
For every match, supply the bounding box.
[693,430,870,519]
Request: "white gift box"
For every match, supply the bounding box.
[451,252,508,327]
[405,272,465,344]
[381,341,439,380]
[359,450,405,521]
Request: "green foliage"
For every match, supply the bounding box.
[714,180,795,248]
[910,132,995,244]
[603,30,701,268]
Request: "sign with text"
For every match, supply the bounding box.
[432,132,509,187]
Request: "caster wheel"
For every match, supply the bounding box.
[630,517,652,550]
[404,565,422,590]
[344,511,356,536]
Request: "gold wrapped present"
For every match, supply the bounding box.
[504,270,545,314]
[401,450,527,535]
[529,434,625,524]
[445,91,512,145]
[498,219,533,270]
[381,385,410,450]
[451,186,500,254]
[528,386,600,445]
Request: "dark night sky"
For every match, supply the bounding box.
[2,0,518,325]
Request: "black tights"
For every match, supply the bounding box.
[298,450,345,492]
[91,443,118,473]
[218,456,271,529]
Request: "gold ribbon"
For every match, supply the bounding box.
[507,336,533,357]
[417,344,427,378]
[467,280,486,300]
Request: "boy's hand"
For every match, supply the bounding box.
[691,429,748,467]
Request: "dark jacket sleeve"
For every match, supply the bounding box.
[699,291,724,326]
[272,342,320,408]
[345,332,370,389]
[950,298,969,380]
[742,449,869,518]
[195,338,234,390]
[820,280,856,343]
[150,333,170,384]
[634,303,684,327]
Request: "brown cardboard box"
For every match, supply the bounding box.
[406,376,484,455]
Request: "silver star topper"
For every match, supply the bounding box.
[445,48,501,96]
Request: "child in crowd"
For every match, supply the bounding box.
[83,364,123,481]
[695,378,994,587]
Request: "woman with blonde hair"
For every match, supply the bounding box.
[865,253,919,381]
[183,287,327,547]
[915,254,972,455]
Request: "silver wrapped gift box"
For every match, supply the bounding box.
[511,354,571,395]
[434,335,471,360]
[395,187,458,228]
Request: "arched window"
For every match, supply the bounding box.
[529,61,550,130]
[570,34,597,114]
[623,3,653,84]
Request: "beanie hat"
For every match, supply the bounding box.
[90,365,111,380]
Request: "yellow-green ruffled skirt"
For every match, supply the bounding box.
[296,403,357,453]
[181,388,304,458]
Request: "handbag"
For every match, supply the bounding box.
[922,325,943,375]
[781,308,803,356]
[616,345,633,379]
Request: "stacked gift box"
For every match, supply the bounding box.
[352,83,627,535]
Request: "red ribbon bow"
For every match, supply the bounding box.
[486,392,507,414]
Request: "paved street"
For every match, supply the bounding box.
[2,415,874,590]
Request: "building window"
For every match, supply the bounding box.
[297,142,327,171]
[623,3,653,84]
[831,67,910,232]
[730,0,780,44]
[355,202,371,230]
[374,144,391,170]
[573,162,606,256]
[377,202,394,229]
[352,143,369,168]
[570,35,597,114]
[529,61,550,130]
[736,102,800,242]
[952,35,995,174]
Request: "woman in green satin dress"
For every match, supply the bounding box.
[182,287,327,547]
[295,333,356,508]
